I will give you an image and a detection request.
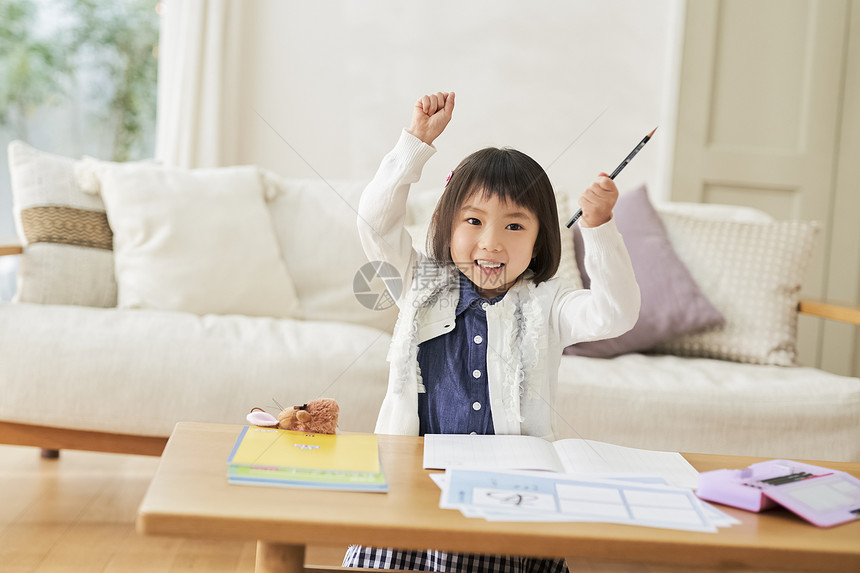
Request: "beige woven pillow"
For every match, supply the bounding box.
[8,141,117,307]
[653,212,818,366]
[554,191,583,289]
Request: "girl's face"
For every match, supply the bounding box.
[450,190,539,298]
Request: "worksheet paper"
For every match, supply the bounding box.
[428,472,739,528]
[423,434,699,489]
[436,469,722,533]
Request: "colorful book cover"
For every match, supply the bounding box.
[226,427,387,492]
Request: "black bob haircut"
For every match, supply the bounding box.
[427,147,561,285]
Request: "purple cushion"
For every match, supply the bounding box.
[564,185,724,358]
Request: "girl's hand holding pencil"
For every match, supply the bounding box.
[566,127,657,228]
[578,172,619,228]
[409,91,455,146]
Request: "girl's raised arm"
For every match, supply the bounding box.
[356,92,454,306]
[554,218,641,348]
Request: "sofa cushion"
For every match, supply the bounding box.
[92,163,299,318]
[555,353,860,462]
[7,141,117,307]
[656,201,775,223]
[653,212,818,366]
[566,186,724,358]
[268,178,400,333]
[0,302,390,436]
[553,190,583,289]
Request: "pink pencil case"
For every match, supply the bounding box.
[696,459,860,528]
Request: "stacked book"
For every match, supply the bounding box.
[227,426,387,492]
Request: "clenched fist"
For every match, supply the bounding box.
[409,91,455,146]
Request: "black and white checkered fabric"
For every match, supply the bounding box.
[342,545,569,572]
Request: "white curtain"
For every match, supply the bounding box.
[155,0,244,168]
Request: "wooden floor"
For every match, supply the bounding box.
[0,444,264,572]
[0,445,353,572]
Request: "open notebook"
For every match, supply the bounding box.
[423,434,699,489]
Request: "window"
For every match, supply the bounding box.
[0,0,159,299]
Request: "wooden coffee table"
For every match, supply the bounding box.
[136,422,860,572]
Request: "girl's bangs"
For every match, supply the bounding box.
[459,153,540,212]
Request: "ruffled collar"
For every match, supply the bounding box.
[388,258,545,431]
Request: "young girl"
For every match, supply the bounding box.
[344,92,640,573]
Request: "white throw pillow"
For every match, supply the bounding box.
[7,141,117,307]
[404,187,439,254]
[653,211,818,366]
[97,163,298,318]
[267,178,399,332]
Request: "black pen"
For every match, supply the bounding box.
[566,127,657,228]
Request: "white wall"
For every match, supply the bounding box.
[235,1,682,207]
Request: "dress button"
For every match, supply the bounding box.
[472,369,481,379]
[472,401,482,411]
[481,302,489,311]
[473,335,483,344]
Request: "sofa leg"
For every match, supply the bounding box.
[40,449,60,459]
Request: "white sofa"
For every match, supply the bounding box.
[1,141,859,461]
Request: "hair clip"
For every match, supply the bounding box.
[445,170,454,186]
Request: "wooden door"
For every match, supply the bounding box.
[671,0,860,374]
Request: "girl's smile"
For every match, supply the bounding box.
[475,259,504,275]
[450,191,539,298]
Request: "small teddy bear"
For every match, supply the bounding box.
[247,398,339,435]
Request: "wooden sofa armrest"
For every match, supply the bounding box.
[0,244,23,256]
[798,300,860,325]
[0,421,167,456]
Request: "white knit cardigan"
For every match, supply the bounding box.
[359,131,640,440]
